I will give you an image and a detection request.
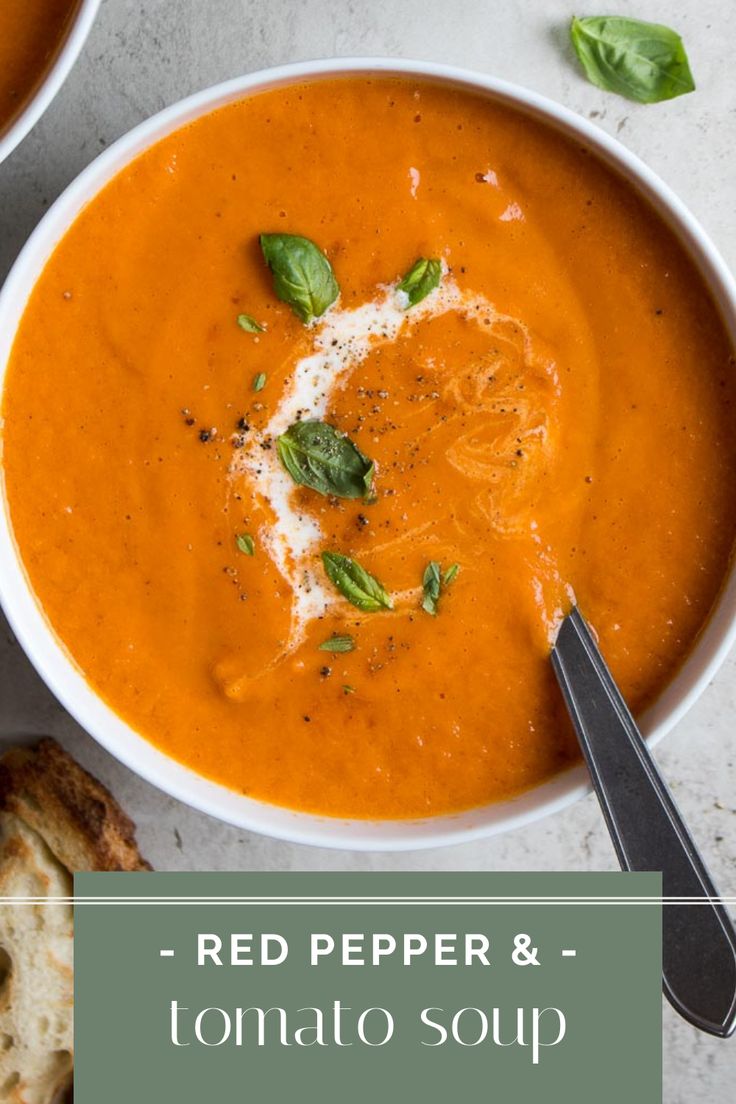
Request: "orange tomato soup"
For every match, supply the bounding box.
[0,0,79,136]
[3,78,736,818]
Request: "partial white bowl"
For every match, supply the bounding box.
[0,0,100,165]
[1,58,735,851]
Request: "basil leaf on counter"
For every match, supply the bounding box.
[318,633,356,654]
[570,16,694,104]
[421,561,442,616]
[252,372,267,392]
[277,420,375,500]
[260,233,339,323]
[397,257,442,308]
[237,313,265,333]
[322,552,393,612]
[236,533,255,556]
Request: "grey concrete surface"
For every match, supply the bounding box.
[0,1,734,1098]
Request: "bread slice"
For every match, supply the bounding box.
[0,739,150,1103]
[0,813,74,1104]
[0,739,151,874]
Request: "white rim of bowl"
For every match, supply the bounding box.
[0,0,101,165]
[1,57,736,852]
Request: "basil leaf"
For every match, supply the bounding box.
[343,684,356,695]
[236,533,255,556]
[570,16,694,104]
[252,372,267,392]
[443,563,460,586]
[421,561,442,616]
[260,233,339,324]
[318,634,356,654]
[322,552,392,612]
[237,313,265,333]
[397,257,442,308]
[421,561,459,614]
[277,420,375,500]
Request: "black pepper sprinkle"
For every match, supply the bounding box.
[303,715,311,722]
[320,666,332,677]
[199,429,212,442]
[237,418,250,431]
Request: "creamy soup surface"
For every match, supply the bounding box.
[0,0,78,135]
[4,78,736,818]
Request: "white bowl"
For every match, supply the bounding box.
[1,58,735,851]
[0,0,100,165]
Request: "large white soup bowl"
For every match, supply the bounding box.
[1,59,735,850]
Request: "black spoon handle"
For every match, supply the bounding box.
[552,606,736,1038]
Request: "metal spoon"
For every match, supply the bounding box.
[552,606,736,1038]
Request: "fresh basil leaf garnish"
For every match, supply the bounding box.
[343,684,356,695]
[443,563,460,586]
[397,257,442,308]
[277,420,375,500]
[260,233,339,324]
[318,633,356,654]
[421,560,459,615]
[236,533,255,556]
[322,552,392,613]
[570,16,694,104]
[237,313,265,333]
[252,372,267,392]
[421,561,442,616]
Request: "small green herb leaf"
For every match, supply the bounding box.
[397,257,442,308]
[342,684,356,695]
[443,563,460,586]
[252,372,267,392]
[260,233,339,324]
[236,533,255,556]
[322,552,392,613]
[421,560,459,615]
[277,420,375,500]
[421,561,442,616]
[570,16,695,104]
[318,634,356,654]
[237,313,265,333]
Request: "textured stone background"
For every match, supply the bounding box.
[0,1,734,1097]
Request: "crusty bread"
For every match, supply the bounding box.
[0,813,73,1104]
[0,739,150,1103]
[0,739,151,874]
